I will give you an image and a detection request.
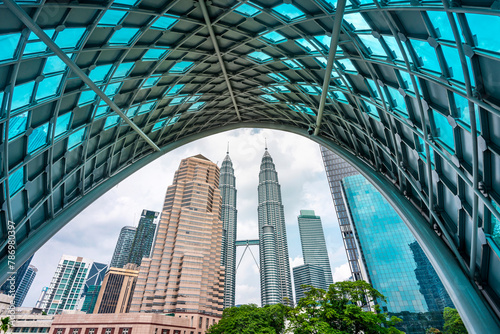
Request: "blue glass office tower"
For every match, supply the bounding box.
[219,151,237,309]
[341,174,454,333]
[110,226,136,268]
[128,210,159,266]
[292,264,325,303]
[14,264,37,307]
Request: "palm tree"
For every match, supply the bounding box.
[1,317,12,333]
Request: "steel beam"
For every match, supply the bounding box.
[198,0,242,121]
[314,0,347,136]
[4,0,161,152]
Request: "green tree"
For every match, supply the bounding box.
[286,280,403,334]
[443,307,467,334]
[207,303,288,334]
[1,317,12,334]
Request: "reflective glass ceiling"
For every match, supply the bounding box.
[0,0,500,328]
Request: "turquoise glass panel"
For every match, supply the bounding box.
[260,94,279,102]
[272,4,305,21]
[152,16,178,30]
[261,87,274,94]
[234,3,261,17]
[453,94,480,133]
[143,49,168,61]
[427,11,454,41]
[109,28,140,45]
[399,70,415,93]
[137,101,155,114]
[288,104,315,115]
[126,106,139,117]
[491,201,500,247]
[314,35,331,50]
[441,45,464,83]
[166,115,180,126]
[337,59,356,72]
[296,38,318,53]
[300,85,319,95]
[248,51,273,63]
[334,91,348,104]
[274,85,290,93]
[36,74,63,100]
[0,33,21,62]
[188,95,201,102]
[169,61,194,73]
[95,104,109,118]
[282,59,302,70]
[167,84,184,96]
[78,90,97,106]
[105,83,122,96]
[365,79,378,98]
[465,13,500,53]
[433,109,455,151]
[143,77,160,88]
[54,112,72,138]
[67,128,86,150]
[12,81,35,110]
[410,39,441,73]
[24,30,54,55]
[268,73,288,82]
[113,62,134,78]
[261,31,286,44]
[104,115,120,129]
[98,10,127,26]
[418,136,435,167]
[344,13,371,30]
[362,100,379,119]
[315,57,327,67]
[28,122,49,153]
[44,56,67,74]
[89,64,113,83]
[54,28,86,49]
[387,86,406,115]
[113,0,139,6]
[188,102,205,111]
[8,112,28,140]
[152,119,166,132]
[384,36,404,60]
[9,167,24,197]
[170,97,185,105]
[358,35,386,57]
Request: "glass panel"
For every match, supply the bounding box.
[67,128,86,150]
[432,109,455,151]
[167,84,184,96]
[282,59,302,70]
[465,13,500,53]
[89,64,113,83]
[344,13,371,30]
[113,62,135,78]
[188,102,205,111]
[260,94,279,102]
[143,49,168,61]
[54,28,86,49]
[152,119,166,132]
[28,122,49,153]
[384,36,404,60]
[169,61,194,73]
[234,3,261,17]
[491,201,500,247]
[410,39,441,73]
[169,97,185,105]
[296,38,319,54]
[12,81,35,110]
[337,59,357,72]
[126,106,139,117]
[188,95,201,102]
[333,91,349,104]
[272,3,305,21]
[427,11,454,41]
[260,31,287,44]
[314,35,331,51]
[300,85,320,95]
[418,137,435,167]
[441,45,464,82]
[387,86,406,115]
[137,101,155,114]
[112,0,140,6]
[399,70,415,93]
[268,73,289,83]
[104,115,120,129]
[98,10,127,26]
[248,51,273,63]
[105,83,122,96]
[78,90,97,106]
[274,85,290,93]
[143,77,160,88]
[315,57,327,68]
[362,100,379,119]
[44,56,67,74]
[8,112,28,140]
[365,79,379,99]
[109,27,140,45]
[166,115,180,126]
[24,30,54,55]
[55,112,72,138]
[288,104,315,115]
[9,167,24,197]
[151,16,178,30]
[358,34,387,57]
[453,94,480,133]
[36,74,64,100]
[0,33,21,62]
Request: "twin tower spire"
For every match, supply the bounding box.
[220,144,293,308]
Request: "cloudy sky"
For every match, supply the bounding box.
[23,128,351,307]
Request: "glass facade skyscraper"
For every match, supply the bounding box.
[219,151,237,309]
[14,264,37,307]
[258,148,293,306]
[341,174,454,333]
[297,210,333,287]
[320,147,362,281]
[292,264,325,302]
[128,210,159,266]
[110,226,136,268]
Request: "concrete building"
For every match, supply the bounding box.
[292,264,326,302]
[130,155,224,317]
[93,264,138,314]
[219,150,237,309]
[258,148,293,306]
[128,210,159,266]
[6,310,53,334]
[297,210,333,287]
[110,226,137,269]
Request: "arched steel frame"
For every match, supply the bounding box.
[0,1,500,332]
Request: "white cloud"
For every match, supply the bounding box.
[332,263,352,282]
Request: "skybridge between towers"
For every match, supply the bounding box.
[235,239,260,273]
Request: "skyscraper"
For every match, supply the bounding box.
[40,255,93,314]
[84,262,108,294]
[219,150,237,309]
[13,264,37,307]
[320,146,362,281]
[292,264,325,302]
[110,226,136,268]
[0,255,34,297]
[258,148,293,306]
[297,210,333,287]
[130,155,224,320]
[341,174,454,333]
[93,264,138,314]
[128,210,159,266]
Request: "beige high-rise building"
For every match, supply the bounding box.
[130,154,225,319]
[93,264,139,314]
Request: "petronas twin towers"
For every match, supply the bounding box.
[220,147,293,308]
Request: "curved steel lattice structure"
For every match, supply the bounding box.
[0,0,500,331]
